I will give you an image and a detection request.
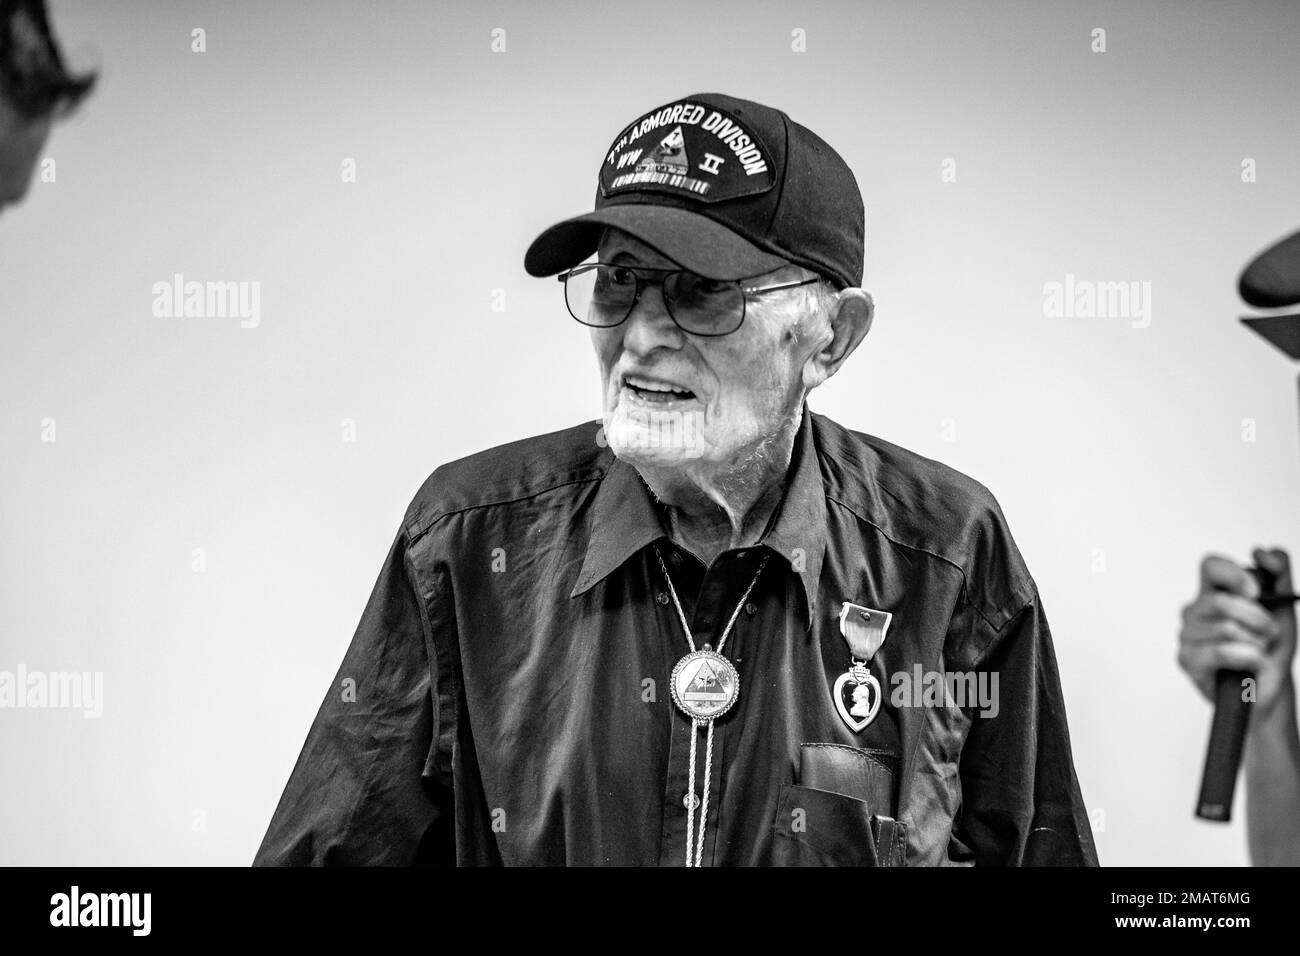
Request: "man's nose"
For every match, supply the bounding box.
[620,281,684,355]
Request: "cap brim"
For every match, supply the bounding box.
[524,204,790,280]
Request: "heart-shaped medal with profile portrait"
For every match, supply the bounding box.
[833,667,882,732]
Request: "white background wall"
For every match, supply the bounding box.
[1,0,1297,865]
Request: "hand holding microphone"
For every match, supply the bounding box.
[1180,549,1296,820]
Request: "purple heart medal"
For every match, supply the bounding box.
[833,602,891,732]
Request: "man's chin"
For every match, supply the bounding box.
[604,410,714,467]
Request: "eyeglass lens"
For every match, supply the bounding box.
[565,265,744,335]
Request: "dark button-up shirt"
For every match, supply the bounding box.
[254,407,1098,866]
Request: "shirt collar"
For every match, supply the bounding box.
[758,406,828,627]
[570,406,828,629]
[568,451,670,599]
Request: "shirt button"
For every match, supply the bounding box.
[683,791,700,811]
[745,602,758,616]
[656,591,670,605]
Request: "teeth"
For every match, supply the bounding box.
[627,377,690,395]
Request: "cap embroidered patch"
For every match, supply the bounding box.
[599,100,776,204]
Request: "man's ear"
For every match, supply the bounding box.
[802,288,874,391]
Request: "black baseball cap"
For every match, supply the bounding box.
[524,92,865,289]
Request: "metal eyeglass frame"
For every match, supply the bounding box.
[558,262,822,337]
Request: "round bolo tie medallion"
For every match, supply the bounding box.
[654,544,769,867]
[670,645,740,723]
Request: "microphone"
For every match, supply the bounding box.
[1194,563,1282,822]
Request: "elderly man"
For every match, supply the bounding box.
[255,92,1097,866]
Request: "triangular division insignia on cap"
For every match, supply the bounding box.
[637,126,689,176]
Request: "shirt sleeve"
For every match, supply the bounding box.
[252,526,451,866]
[953,591,1099,866]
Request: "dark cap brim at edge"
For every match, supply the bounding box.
[524,204,792,281]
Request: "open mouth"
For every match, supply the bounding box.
[622,375,696,403]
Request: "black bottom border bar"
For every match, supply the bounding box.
[0,865,1284,941]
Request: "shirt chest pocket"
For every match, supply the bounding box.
[770,743,907,866]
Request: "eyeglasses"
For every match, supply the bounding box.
[558,263,821,337]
